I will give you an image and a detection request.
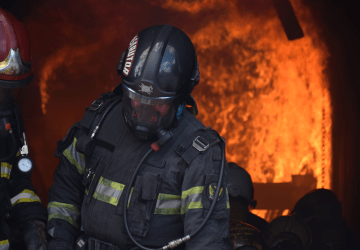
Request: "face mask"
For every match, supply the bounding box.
[122,84,176,140]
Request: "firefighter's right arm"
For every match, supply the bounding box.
[47,130,86,247]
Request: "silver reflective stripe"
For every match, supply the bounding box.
[93,177,125,206]
[0,162,12,179]
[48,207,80,224]
[48,202,80,228]
[63,137,85,174]
[95,182,122,200]
[181,186,204,214]
[156,197,181,209]
[48,227,55,238]
[0,240,9,250]
[154,194,181,215]
[10,189,41,207]
[181,192,202,208]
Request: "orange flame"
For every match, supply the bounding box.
[31,0,332,216]
[158,0,332,188]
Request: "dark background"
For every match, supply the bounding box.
[1,0,359,238]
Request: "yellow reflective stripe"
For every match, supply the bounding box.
[93,177,125,206]
[47,202,80,214]
[181,186,204,214]
[0,240,9,250]
[10,189,41,207]
[154,193,181,215]
[127,187,134,208]
[99,176,125,191]
[47,202,80,229]
[63,137,85,175]
[155,207,181,215]
[226,188,230,209]
[158,193,181,200]
[181,186,203,199]
[1,162,12,179]
[93,191,119,206]
[48,213,79,229]
[181,201,203,214]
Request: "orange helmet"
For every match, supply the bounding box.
[0,8,33,88]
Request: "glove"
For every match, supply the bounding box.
[47,239,73,250]
[23,220,47,250]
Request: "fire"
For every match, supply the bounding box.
[158,0,332,188]
[38,43,106,114]
[23,0,332,214]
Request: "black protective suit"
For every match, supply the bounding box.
[47,96,231,250]
[0,103,47,249]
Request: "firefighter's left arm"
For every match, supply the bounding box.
[8,165,47,227]
[181,143,231,250]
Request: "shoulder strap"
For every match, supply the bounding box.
[54,90,122,157]
[80,91,122,132]
[175,127,222,165]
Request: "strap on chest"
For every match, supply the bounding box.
[175,127,222,165]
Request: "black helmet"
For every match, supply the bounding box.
[263,214,312,250]
[117,25,199,140]
[228,162,256,207]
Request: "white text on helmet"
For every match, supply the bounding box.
[123,35,138,76]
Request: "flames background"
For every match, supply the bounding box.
[1,0,359,233]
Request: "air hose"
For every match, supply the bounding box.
[123,130,226,250]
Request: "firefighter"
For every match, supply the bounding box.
[227,162,268,234]
[263,213,312,250]
[291,189,360,250]
[0,8,47,250]
[47,25,231,250]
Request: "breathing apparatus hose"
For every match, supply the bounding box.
[123,131,226,250]
[0,129,18,162]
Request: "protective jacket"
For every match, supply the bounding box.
[1,129,47,248]
[47,94,231,250]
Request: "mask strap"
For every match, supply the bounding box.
[176,104,184,120]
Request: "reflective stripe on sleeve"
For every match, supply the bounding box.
[153,187,204,215]
[63,137,86,175]
[0,240,9,250]
[226,188,230,209]
[93,176,125,206]
[154,193,181,215]
[0,162,12,179]
[181,186,204,214]
[48,202,80,229]
[10,189,41,207]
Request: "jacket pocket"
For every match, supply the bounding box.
[128,173,160,237]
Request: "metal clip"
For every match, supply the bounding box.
[89,100,103,111]
[192,136,209,152]
[20,132,29,155]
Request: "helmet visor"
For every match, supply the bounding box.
[122,84,176,140]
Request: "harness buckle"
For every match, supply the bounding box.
[192,136,209,152]
[89,100,104,111]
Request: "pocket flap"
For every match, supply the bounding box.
[145,158,166,168]
[141,175,158,200]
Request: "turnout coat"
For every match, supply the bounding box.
[47,96,231,250]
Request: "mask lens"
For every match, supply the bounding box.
[154,104,171,117]
[122,84,177,140]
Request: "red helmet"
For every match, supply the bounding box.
[0,8,33,88]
